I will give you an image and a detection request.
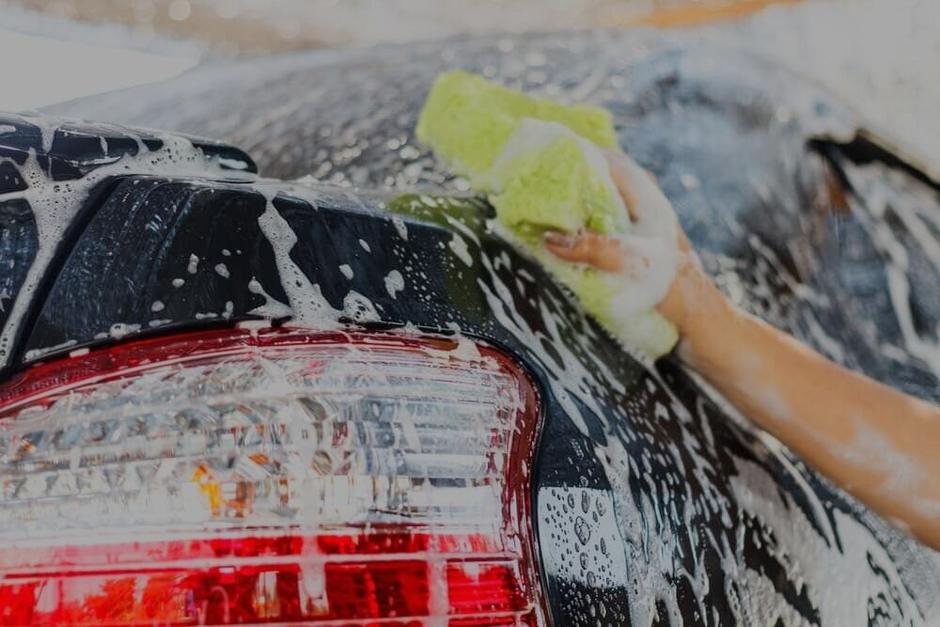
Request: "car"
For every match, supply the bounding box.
[1,30,939,626]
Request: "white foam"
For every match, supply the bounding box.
[256,194,340,328]
[448,233,473,268]
[391,215,409,240]
[0,120,247,366]
[384,269,405,299]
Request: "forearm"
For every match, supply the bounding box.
[680,296,940,547]
[544,149,940,547]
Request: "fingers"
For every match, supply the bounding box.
[604,149,677,240]
[545,230,680,315]
[604,148,642,221]
[544,230,625,273]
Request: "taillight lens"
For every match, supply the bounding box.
[0,328,543,625]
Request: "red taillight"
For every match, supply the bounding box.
[0,328,544,625]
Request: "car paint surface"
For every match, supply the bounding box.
[2,29,939,625]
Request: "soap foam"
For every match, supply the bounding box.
[0,116,250,366]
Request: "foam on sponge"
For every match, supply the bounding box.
[417,70,616,180]
[416,70,678,359]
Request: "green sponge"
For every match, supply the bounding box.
[486,119,630,236]
[417,69,617,181]
[416,70,678,359]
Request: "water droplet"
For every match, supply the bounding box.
[574,516,591,545]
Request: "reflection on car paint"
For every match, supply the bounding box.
[2,28,940,624]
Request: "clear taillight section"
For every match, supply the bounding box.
[0,328,542,625]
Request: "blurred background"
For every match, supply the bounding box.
[0,0,811,58]
[2,0,938,172]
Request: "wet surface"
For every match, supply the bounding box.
[8,151,939,623]
[52,30,940,401]
[11,26,940,627]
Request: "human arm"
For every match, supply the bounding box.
[545,149,940,548]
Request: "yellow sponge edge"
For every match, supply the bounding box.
[417,70,617,183]
[415,71,678,360]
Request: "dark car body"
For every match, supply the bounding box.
[2,30,940,625]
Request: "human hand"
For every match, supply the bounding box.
[544,149,729,359]
[549,154,940,551]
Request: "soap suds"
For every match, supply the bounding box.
[109,323,141,339]
[448,234,473,268]
[343,290,380,323]
[256,194,340,327]
[247,277,293,319]
[384,269,405,299]
[24,339,77,361]
[444,321,483,361]
[836,418,926,495]
[726,457,922,625]
[846,167,940,378]
[0,118,247,366]
[391,215,409,240]
[603,152,680,317]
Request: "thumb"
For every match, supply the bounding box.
[605,149,678,240]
